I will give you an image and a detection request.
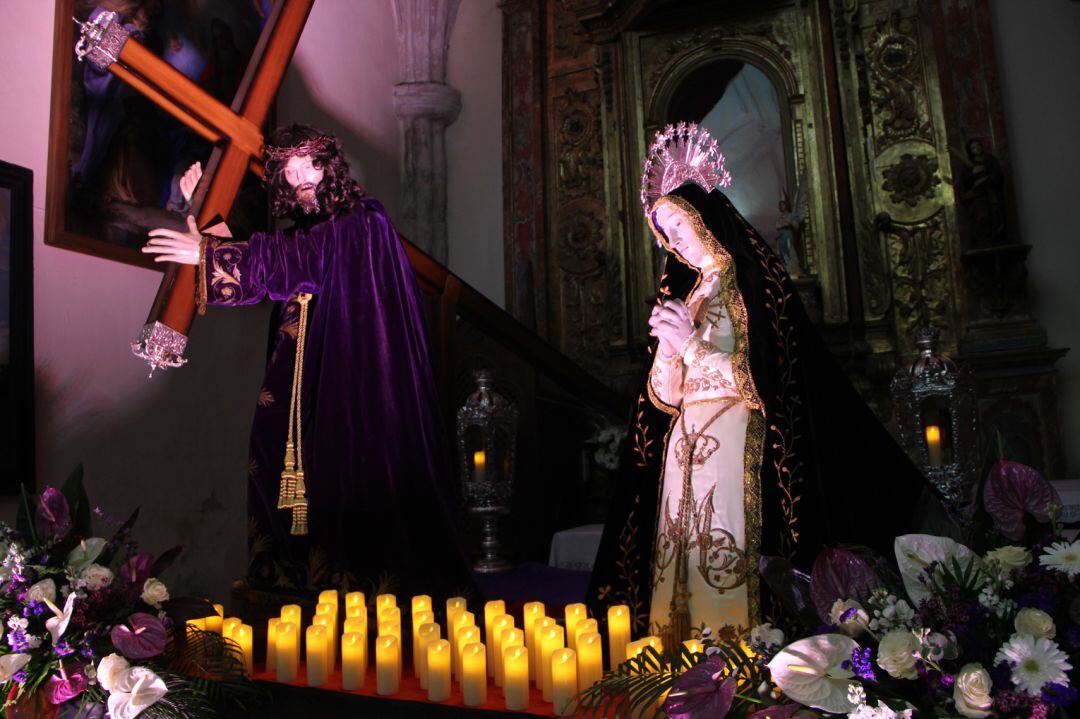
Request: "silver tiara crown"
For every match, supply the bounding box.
[640,122,731,214]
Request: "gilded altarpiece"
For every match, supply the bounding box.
[503,0,1067,475]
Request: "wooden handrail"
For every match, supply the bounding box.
[401,240,630,420]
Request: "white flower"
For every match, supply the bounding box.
[1039,540,1080,577]
[994,634,1072,695]
[985,546,1031,575]
[766,634,860,714]
[848,700,914,719]
[26,578,57,605]
[953,663,993,718]
[43,591,77,644]
[869,594,916,632]
[106,667,168,719]
[829,599,870,637]
[79,564,114,592]
[751,622,785,649]
[140,578,169,609]
[894,535,981,605]
[96,653,130,692]
[1014,607,1056,640]
[65,538,107,574]
[876,630,920,680]
[7,615,28,632]
[0,654,30,682]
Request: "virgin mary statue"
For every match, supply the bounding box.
[587,124,933,646]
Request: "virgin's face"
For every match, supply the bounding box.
[283,154,325,210]
[654,202,708,268]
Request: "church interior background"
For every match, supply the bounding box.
[1,0,1079,716]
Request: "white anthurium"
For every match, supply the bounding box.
[66,538,107,574]
[0,654,30,682]
[766,634,860,714]
[26,578,57,605]
[106,667,169,719]
[43,592,77,644]
[96,654,130,692]
[894,534,979,605]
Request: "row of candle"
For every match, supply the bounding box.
[185,603,254,676]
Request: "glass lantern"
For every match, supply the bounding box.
[456,369,518,572]
[890,327,979,522]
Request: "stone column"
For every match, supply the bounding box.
[392,0,462,263]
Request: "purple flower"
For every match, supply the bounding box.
[1019,585,1058,614]
[110,612,167,659]
[35,487,72,541]
[44,666,88,705]
[12,671,28,684]
[119,554,154,586]
[1041,683,1079,707]
[54,640,76,657]
[663,656,736,719]
[847,646,875,681]
[983,461,1060,540]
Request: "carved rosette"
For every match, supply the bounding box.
[881,153,941,208]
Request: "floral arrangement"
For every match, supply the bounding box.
[0,466,261,718]
[576,460,1078,719]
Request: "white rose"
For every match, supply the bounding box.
[985,546,1031,573]
[953,663,993,718]
[876,630,920,679]
[25,578,57,605]
[1014,607,1056,639]
[140,578,169,609]
[829,599,870,637]
[96,653,130,692]
[80,564,114,592]
[750,622,785,649]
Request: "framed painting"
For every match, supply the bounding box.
[0,160,34,495]
[45,0,274,269]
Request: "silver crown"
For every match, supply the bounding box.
[640,122,731,215]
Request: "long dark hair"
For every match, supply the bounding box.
[264,124,364,219]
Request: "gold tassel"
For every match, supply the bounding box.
[277,442,297,509]
[290,470,308,536]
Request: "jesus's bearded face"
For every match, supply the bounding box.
[282,154,325,215]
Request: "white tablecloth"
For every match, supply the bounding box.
[548,524,605,571]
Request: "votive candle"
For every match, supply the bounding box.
[533,617,557,689]
[551,648,578,716]
[417,622,441,689]
[222,617,241,642]
[413,610,434,674]
[341,631,366,691]
[426,639,452,702]
[280,604,302,628]
[266,618,280,671]
[235,623,254,677]
[490,614,514,686]
[206,604,224,634]
[455,624,481,682]
[376,594,397,612]
[483,600,506,672]
[503,645,529,711]
[305,625,329,687]
[607,605,630,668]
[564,604,587,650]
[376,635,401,695]
[461,642,487,707]
[540,624,566,701]
[275,621,299,683]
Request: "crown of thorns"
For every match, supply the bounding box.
[264,135,335,162]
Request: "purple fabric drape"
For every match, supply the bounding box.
[205,199,477,601]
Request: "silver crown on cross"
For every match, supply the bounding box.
[640,122,731,215]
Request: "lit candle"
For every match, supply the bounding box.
[682,638,704,669]
[523,602,544,678]
[551,648,578,717]
[185,617,206,636]
[564,604,587,650]
[235,624,254,677]
[411,594,432,619]
[318,589,339,607]
[376,635,400,695]
[500,627,525,691]
[312,614,335,668]
[491,614,514,686]
[483,600,506,674]
[626,636,664,663]
[446,596,467,631]
[222,617,242,642]
[344,617,366,637]
[925,424,943,466]
[266,618,280,671]
[280,604,302,628]
[315,601,336,621]
[473,450,487,484]
[376,594,397,612]
[412,610,434,674]
[306,625,329,687]
[206,604,224,634]
[345,591,365,611]
[426,639,452,702]
[418,622,441,689]
[503,645,529,711]
[577,631,603,692]
[452,610,476,679]
[533,617,557,689]
[573,618,598,654]
[379,620,402,646]
[540,625,566,702]
[461,642,487,707]
[341,631,366,691]
[607,605,631,668]
[379,606,402,628]
[455,625,482,682]
[275,622,299,683]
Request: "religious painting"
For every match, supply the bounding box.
[45,0,275,269]
[0,161,34,495]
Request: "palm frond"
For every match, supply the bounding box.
[163,627,268,712]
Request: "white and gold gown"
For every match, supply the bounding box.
[646,255,762,638]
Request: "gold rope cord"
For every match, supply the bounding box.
[274,292,312,535]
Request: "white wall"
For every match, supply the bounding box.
[990,0,1080,476]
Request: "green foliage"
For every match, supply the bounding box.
[163,627,268,715]
[61,464,93,538]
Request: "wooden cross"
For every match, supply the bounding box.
[74,0,315,374]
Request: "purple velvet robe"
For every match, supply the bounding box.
[203,199,476,601]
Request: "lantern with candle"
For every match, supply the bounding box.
[891,326,978,521]
[456,368,518,572]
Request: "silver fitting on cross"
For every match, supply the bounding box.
[132,322,189,377]
[74,11,130,72]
